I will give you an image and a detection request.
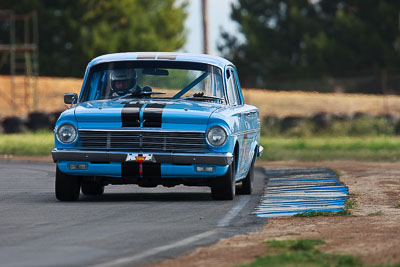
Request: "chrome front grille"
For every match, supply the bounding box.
[79,130,206,152]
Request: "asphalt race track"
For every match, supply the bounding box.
[0,161,266,267]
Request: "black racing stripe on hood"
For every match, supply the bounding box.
[122,103,142,127]
[143,103,166,128]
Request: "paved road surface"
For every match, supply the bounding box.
[0,161,266,267]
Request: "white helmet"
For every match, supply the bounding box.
[110,69,137,95]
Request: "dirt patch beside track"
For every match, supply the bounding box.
[153,161,400,267]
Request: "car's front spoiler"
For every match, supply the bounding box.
[52,149,233,166]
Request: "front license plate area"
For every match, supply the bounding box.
[126,153,153,163]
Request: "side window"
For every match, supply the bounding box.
[232,69,243,105]
[226,69,239,106]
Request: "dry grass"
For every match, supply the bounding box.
[2,75,400,118]
[0,75,81,116]
[243,89,400,118]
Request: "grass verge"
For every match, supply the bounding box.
[260,136,400,161]
[294,193,356,217]
[367,211,384,216]
[241,239,363,267]
[0,132,53,156]
[2,133,400,161]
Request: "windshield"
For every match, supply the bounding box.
[80,61,225,103]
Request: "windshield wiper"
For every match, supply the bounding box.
[131,91,166,97]
[111,94,132,101]
[182,95,224,103]
[112,91,166,101]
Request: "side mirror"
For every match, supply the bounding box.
[64,93,78,104]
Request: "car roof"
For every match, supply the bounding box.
[88,52,234,69]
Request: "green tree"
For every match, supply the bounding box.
[0,0,187,77]
[219,0,400,89]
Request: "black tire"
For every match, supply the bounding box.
[211,155,236,200]
[55,167,81,201]
[237,159,254,195]
[81,181,105,196]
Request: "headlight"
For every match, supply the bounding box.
[56,124,77,144]
[207,126,227,147]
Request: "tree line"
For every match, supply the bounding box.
[1,0,400,94]
[0,0,186,77]
[219,0,400,91]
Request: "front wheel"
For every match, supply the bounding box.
[55,167,81,201]
[211,156,236,200]
[237,160,254,195]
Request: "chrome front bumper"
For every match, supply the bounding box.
[52,149,233,166]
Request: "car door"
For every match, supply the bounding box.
[231,67,258,177]
[225,66,248,179]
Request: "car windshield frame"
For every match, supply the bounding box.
[79,60,226,104]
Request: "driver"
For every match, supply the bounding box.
[110,69,141,96]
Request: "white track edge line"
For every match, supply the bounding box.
[217,195,251,227]
[91,229,218,267]
[92,196,251,266]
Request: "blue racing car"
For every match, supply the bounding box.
[52,52,262,201]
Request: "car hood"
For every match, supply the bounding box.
[74,99,220,128]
